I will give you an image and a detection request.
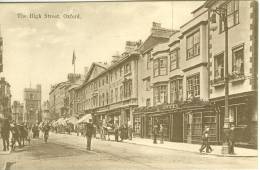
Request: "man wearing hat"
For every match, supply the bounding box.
[228,124,236,154]
[199,126,213,153]
[85,119,94,150]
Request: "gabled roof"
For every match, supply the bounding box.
[138,29,178,54]
[84,62,109,83]
[204,0,217,8]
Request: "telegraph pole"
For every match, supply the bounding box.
[210,6,229,154]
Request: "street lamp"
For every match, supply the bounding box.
[210,6,230,154]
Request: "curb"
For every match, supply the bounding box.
[123,140,258,158]
[54,133,258,158]
[2,161,7,170]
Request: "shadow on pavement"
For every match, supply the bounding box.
[5,161,16,170]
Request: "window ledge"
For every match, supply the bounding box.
[230,75,245,83]
[211,79,224,87]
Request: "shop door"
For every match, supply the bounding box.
[183,112,202,143]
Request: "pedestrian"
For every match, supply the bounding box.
[85,120,94,150]
[199,126,213,153]
[152,122,159,144]
[114,121,119,142]
[119,124,124,142]
[159,124,164,144]
[127,120,133,140]
[0,118,10,151]
[228,124,235,154]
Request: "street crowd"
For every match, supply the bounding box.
[1,117,236,155]
[0,118,51,152]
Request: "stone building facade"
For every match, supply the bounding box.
[24,84,41,125]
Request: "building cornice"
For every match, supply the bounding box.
[182,62,208,72]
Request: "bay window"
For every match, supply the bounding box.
[153,85,168,105]
[170,79,183,103]
[153,57,168,77]
[124,80,132,98]
[220,1,239,32]
[187,31,200,59]
[170,48,179,70]
[186,74,200,98]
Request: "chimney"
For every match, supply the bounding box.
[125,41,137,53]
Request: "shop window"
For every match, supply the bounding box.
[170,79,183,103]
[186,31,200,59]
[153,84,168,105]
[232,45,244,76]
[220,1,239,32]
[229,104,248,126]
[214,53,224,80]
[170,48,179,70]
[186,74,200,99]
[153,57,168,77]
[134,116,141,134]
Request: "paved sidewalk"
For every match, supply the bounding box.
[54,132,258,157]
[123,137,258,157]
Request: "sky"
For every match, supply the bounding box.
[0,1,204,102]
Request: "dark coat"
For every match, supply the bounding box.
[85,123,94,137]
[202,129,209,140]
[228,129,235,142]
[0,119,10,138]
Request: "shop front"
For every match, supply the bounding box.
[183,105,217,144]
[212,92,257,148]
[133,104,183,142]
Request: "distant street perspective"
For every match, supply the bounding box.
[0,132,258,170]
[0,0,258,170]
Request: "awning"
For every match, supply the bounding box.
[66,116,78,125]
[77,114,92,124]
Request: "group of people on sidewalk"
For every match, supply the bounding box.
[80,119,134,150]
[152,122,164,144]
[0,118,51,152]
[199,124,236,154]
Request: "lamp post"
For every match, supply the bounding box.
[210,6,230,154]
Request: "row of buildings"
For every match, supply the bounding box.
[49,1,258,147]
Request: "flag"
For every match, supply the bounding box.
[72,50,76,65]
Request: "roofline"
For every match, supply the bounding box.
[79,53,139,90]
[180,9,208,29]
[204,0,218,8]
[191,4,205,14]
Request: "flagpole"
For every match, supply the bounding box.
[74,61,75,74]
